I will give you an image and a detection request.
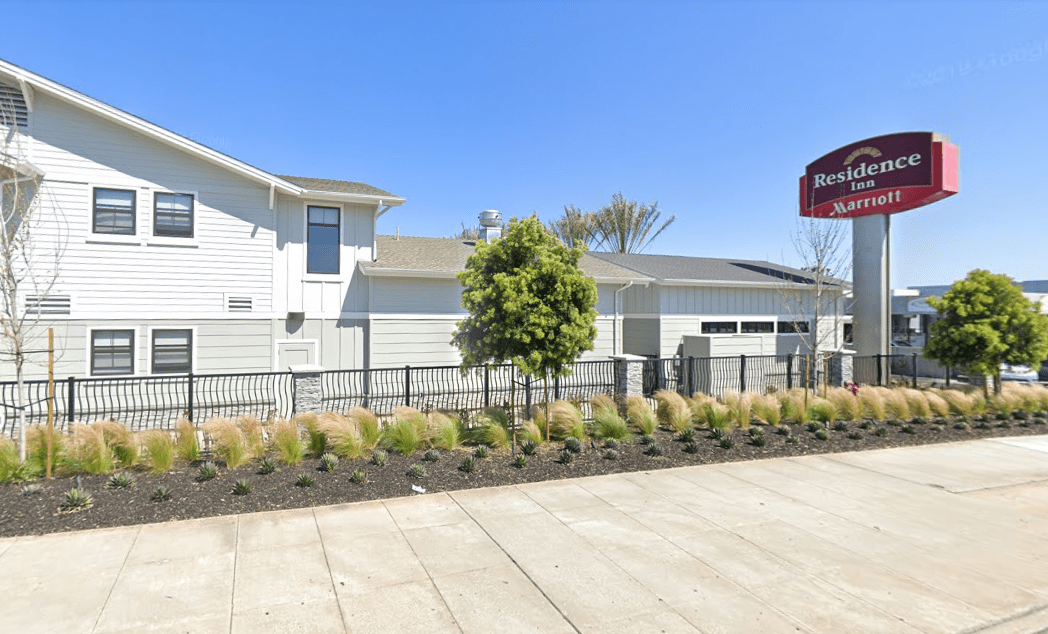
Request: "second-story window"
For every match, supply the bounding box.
[307,205,340,274]
[154,193,194,237]
[93,188,136,235]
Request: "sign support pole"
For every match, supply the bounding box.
[852,214,891,358]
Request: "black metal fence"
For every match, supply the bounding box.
[2,352,951,438]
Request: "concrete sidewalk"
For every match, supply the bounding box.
[3,436,1048,634]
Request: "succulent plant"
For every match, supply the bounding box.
[473,445,489,459]
[423,449,441,462]
[107,472,135,489]
[874,427,889,437]
[151,486,172,502]
[995,411,1010,421]
[513,454,528,469]
[975,421,991,430]
[232,479,252,495]
[558,449,574,464]
[682,441,699,454]
[887,418,902,427]
[677,428,696,443]
[350,468,367,484]
[996,421,1011,429]
[719,436,734,450]
[197,461,219,482]
[775,425,791,436]
[459,456,477,474]
[62,488,93,511]
[320,452,339,472]
[406,463,427,479]
[750,433,766,447]
[953,422,970,430]
[520,439,538,455]
[710,427,728,441]
[859,421,874,430]
[1035,418,1047,426]
[785,435,798,444]
[814,429,829,441]
[846,432,863,440]
[805,422,823,433]
[832,421,848,432]
[602,439,620,450]
[259,457,276,475]
[911,416,927,425]
[644,443,664,457]
[900,425,916,434]
[602,449,618,460]
[640,434,656,445]
[21,483,42,497]
[371,450,388,466]
[296,473,315,487]
[563,437,583,454]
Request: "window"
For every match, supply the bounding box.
[702,321,737,334]
[778,321,810,334]
[152,329,192,374]
[91,330,134,376]
[307,205,340,274]
[154,192,194,237]
[741,321,774,334]
[93,188,136,235]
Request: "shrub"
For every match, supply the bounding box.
[107,471,135,489]
[563,437,583,454]
[139,430,176,473]
[751,394,782,426]
[519,439,538,456]
[655,390,692,433]
[319,453,339,472]
[406,463,427,479]
[316,412,364,460]
[459,456,477,473]
[197,461,219,481]
[592,408,631,441]
[201,417,253,469]
[259,457,276,474]
[232,479,252,495]
[271,419,307,465]
[370,450,388,466]
[626,397,658,435]
[347,407,382,450]
[151,487,172,502]
[423,449,441,462]
[514,454,528,469]
[175,418,200,462]
[61,488,93,511]
[430,413,463,451]
[295,413,327,457]
[350,468,367,484]
[296,473,314,487]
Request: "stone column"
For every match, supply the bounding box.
[289,364,325,415]
[828,352,854,387]
[610,354,646,410]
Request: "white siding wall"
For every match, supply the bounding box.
[623,318,660,357]
[371,277,466,315]
[29,92,276,319]
[370,319,461,368]
[274,319,366,371]
[659,286,791,315]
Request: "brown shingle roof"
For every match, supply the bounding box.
[277,175,399,198]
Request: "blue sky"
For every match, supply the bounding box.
[3,0,1046,288]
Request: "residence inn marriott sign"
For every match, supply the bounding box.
[800,132,959,218]
[799,131,959,360]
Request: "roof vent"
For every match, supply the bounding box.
[0,82,29,129]
[479,210,502,241]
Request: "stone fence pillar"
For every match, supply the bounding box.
[289,364,325,416]
[610,354,646,411]
[828,352,854,387]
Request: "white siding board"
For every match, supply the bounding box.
[371,278,466,315]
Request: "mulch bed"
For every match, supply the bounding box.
[2,416,1046,538]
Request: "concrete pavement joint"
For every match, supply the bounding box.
[90,525,142,634]
[957,603,1048,633]
[227,515,240,634]
[311,508,350,634]
[447,490,583,634]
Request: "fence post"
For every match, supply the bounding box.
[786,354,793,390]
[554,375,561,401]
[911,353,918,389]
[404,365,411,407]
[66,376,76,423]
[525,375,532,414]
[739,354,747,393]
[187,372,194,422]
[686,357,695,396]
[875,354,883,386]
[483,364,490,409]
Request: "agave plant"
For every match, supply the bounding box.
[296,473,315,488]
[319,453,339,473]
[232,479,252,495]
[197,461,219,482]
[350,468,367,484]
[513,454,528,469]
[107,471,135,489]
[406,463,427,479]
[151,486,172,502]
[62,488,93,511]
[459,456,477,474]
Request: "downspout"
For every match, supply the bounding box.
[613,281,634,356]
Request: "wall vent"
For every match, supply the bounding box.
[0,82,29,129]
[226,295,253,312]
[25,295,71,316]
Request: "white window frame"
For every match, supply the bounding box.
[302,202,343,280]
[151,190,198,241]
[90,186,138,240]
[86,326,140,377]
[146,326,198,375]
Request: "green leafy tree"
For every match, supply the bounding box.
[452,215,598,439]
[924,270,1048,395]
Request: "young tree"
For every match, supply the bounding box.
[778,215,851,391]
[589,192,674,254]
[452,215,598,439]
[2,86,64,462]
[924,270,1048,396]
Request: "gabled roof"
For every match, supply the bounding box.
[0,58,402,205]
[586,252,840,287]
[358,235,652,283]
[278,175,396,199]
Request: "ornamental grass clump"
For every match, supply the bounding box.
[474,408,511,451]
[429,412,463,451]
[175,418,200,462]
[66,422,116,475]
[858,388,888,421]
[702,402,735,431]
[295,412,327,457]
[547,401,586,440]
[26,425,63,477]
[590,393,618,418]
[937,388,977,416]
[592,407,631,441]
[383,407,429,455]
[827,388,861,421]
[271,419,307,465]
[520,419,547,445]
[626,397,658,435]
[201,417,253,469]
[655,389,692,433]
[751,394,781,426]
[722,392,753,429]
[809,398,838,424]
[347,407,382,450]
[924,391,952,418]
[901,389,932,419]
[139,430,176,473]
[883,389,911,421]
[778,389,811,424]
[0,437,24,485]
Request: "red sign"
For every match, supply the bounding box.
[800,132,959,218]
